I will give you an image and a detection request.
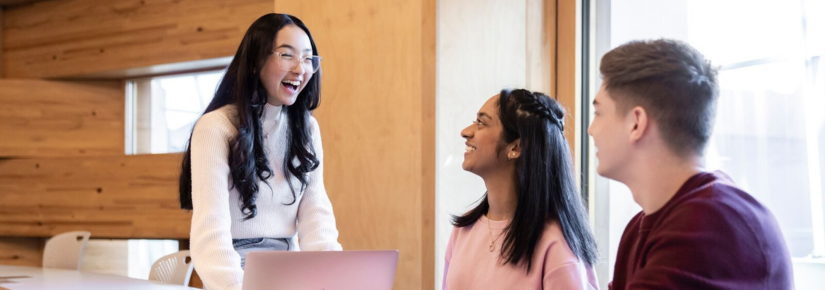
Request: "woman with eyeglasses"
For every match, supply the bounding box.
[443,89,599,289]
[179,14,340,290]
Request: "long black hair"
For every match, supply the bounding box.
[453,89,597,272]
[179,14,321,220]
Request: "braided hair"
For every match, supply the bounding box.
[453,88,598,272]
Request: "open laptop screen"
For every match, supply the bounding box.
[242,250,399,290]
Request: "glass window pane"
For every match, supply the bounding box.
[129,70,224,154]
[594,0,825,287]
[159,76,201,113]
[707,60,821,257]
[687,0,804,66]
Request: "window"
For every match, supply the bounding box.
[589,0,825,288]
[126,240,181,279]
[117,70,223,279]
[126,70,224,154]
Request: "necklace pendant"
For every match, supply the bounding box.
[489,243,494,252]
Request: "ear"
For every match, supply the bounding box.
[507,138,522,160]
[628,106,648,143]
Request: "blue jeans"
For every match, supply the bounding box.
[232,237,292,269]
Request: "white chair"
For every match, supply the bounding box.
[149,250,194,286]
[42,231,91,270]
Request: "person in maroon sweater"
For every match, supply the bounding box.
[588,39,794,290]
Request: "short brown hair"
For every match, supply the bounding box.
[600,39,718,156]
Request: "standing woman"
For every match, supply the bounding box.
[444,89,599,289]
[179,14,341,290]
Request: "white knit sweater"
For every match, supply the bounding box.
[189,103,342,290]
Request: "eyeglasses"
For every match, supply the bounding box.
[272,51,322,73]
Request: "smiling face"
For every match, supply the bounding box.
[260,24,315,106]
[588,83,634,179]
[461,95,518,177]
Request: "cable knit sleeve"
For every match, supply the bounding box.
[296,116,343,251]
[189,109,244,290]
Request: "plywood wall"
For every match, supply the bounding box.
[1,6,4,78]
[0,1,576,289]
[0,153,189,239]
[0,0,271,275]
[0,80,124,157]
[557,0,580,158]
[2,0,271,78]
[0,237,43,266]
[272,1,436,290]
[1,1,439,288]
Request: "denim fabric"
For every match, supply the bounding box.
[232,237,291,269]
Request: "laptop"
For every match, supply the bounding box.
[242,250,399,290]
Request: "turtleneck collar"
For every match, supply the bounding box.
[263,102,284,121]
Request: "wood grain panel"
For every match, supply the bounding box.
[557,0,579,159]
[0,0,45,7]
[2,0,272,78]
[0,79,124,157]
[420,0,436,287]
[0,237,43,266]
[273,1,435,290]
[1,7,3,78]
[0,153,190,239]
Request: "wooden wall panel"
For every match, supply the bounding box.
[557,0,579,158]
[1,6,3,78]
[0,237,43,266]
[0,153,190,239]
[2,0,272,78]
[420,0,436,288]
[273,1,435,290]
[0,79,124,157]
[0,0,45,7]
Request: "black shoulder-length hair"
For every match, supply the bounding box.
[179,13,322,220]
[453,88,598,272]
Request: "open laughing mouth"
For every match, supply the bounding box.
[281,80,301,94]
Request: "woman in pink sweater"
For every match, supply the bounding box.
[444,89,599,290]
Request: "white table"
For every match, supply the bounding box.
[0,265,198,290]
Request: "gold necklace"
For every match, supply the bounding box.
[486,215,503,252]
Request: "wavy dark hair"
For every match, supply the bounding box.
[453,88,598,272]
[179,14,321,220]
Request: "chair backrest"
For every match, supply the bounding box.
[149,250,194,286]
[42,231,91,270]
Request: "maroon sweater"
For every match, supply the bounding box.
[609,171,794,290]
